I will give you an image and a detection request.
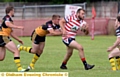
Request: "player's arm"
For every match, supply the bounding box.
[10,32,23,44]
[48,28,62,36]
[80,21,89,35]
[5,21,23,29]
[111,37,120,49]
[59,18,66,31]
[107,37,120,52]
[59,18,67,35]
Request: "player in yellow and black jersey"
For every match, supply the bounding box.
[18,15,62,71]
[107,15,120,71]
[0,6,26,72]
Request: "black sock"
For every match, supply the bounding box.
[62,61,67,66]
[29,48,32,53]
[83,61,87,67]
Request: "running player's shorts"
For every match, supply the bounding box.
[0,36,12,47]
[62,37,75,46]
[31,31,46,44]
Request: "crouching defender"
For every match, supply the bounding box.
[18,15,62,71]
[107,15,120,71]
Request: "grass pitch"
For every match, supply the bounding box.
[0,35,120,77]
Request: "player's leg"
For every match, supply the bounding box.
[5,41,25,72]
[0,47,6,61]
[18,30,39,54]
[108,48,120,70]
[60,47,73,69]
[25,35,46,71]
[115,56,120,70]
[18,44,32,53]
[29,42,45,70]
[18,42,40,54]
[108,48,120,58]
[0,36,6,61]
[69,40,95,70]
[28,35,46,69]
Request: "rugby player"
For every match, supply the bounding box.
[0,6,25,72]
[107,15,120,71]
[18,15,62,71]
[59,8,95,70]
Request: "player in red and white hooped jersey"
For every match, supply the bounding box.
[63,14,86,39]
[59,8,95,70]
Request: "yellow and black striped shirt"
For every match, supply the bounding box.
[0,15,13,36]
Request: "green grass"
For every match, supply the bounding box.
[0,35,120,77]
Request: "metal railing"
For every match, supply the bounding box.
[15,3,87,19]
[0,2,117,19]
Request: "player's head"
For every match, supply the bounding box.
[52,15,60,25]
[117,15,120,22]
[76,8,85,20]
[5,6,14,17]
[115,15,120,27]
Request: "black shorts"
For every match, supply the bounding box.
[0,36,11,47]
[62,38,75,46]
[31,31,46,44]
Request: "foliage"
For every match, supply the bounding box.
[0,0,119,3]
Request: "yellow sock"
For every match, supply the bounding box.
[30,54,40,69]
[19,46,31,53]
[14,57,23,71]
[109,57,117,71]
[116,56,120,70]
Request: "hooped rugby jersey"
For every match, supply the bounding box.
[63,15,85,39]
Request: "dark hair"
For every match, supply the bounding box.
[117,15,120,22]
[76,8,85,13]
[52,15,60,20]
[5,6,14,14]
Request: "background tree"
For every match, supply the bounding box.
[0,0,119,3]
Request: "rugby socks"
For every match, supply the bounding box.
[81,58,87,67]
[109,57,117,71]
[19,46,32,53]
[115,56,120,70]
[61,61,67,66]
[29,53,40,69]
[14,57,22,71]
[61,58,87,67]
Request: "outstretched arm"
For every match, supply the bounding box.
[10,32,23,44]
[48,29,62,36]
[5,21,23,29]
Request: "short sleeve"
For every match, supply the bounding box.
[5,16,11,22]
[116,32,120,37]
[116,29,120,37]
[47,23,53,30]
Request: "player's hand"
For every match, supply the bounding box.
[107,46,114,52]
[18,39,24,45]
[18,26,24,30]
[82,24,88,29]
[81,24,89,35]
